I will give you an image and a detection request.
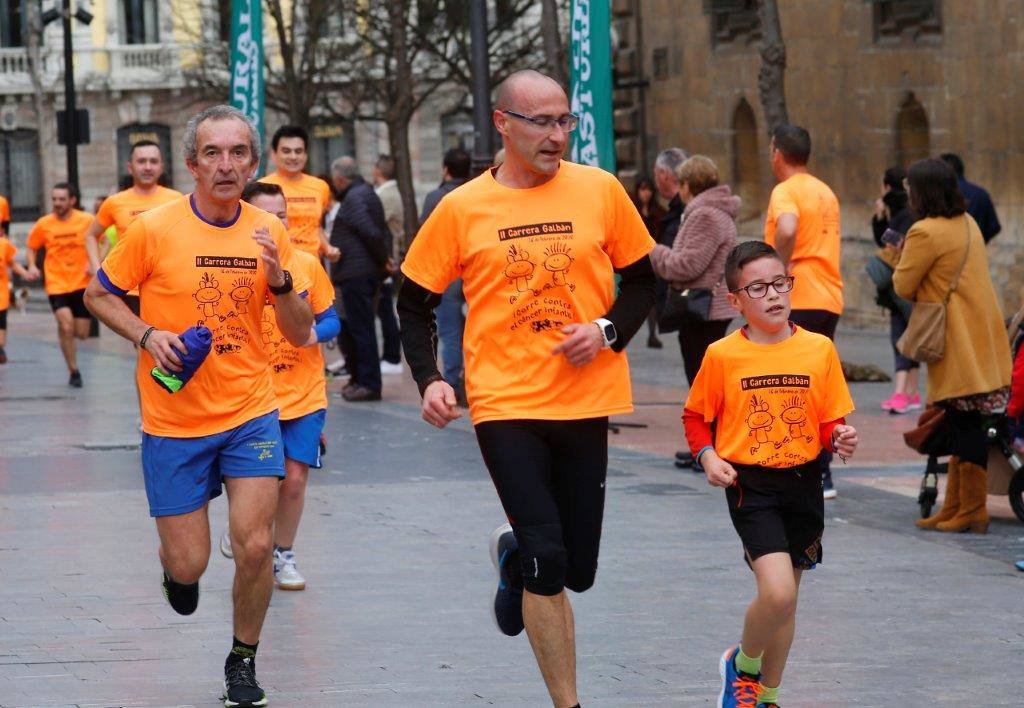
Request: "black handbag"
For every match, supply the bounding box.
[659,285,715,333]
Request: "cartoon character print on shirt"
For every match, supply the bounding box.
[261,301,300,374]
[501,221,579,336]
[192,252,262,356]
[740,374,817,466]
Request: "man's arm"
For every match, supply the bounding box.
[253,227,313,346]
[773,213,798,266]
[85,218,107,274]
[24,247,41,279]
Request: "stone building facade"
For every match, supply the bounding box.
[617,0,1024,326]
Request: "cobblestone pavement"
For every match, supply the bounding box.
[1,310,1022,706]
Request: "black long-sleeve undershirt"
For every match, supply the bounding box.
[396,254,657,396]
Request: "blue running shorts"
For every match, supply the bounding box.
[280,408,326,469]
[141,410,286,517]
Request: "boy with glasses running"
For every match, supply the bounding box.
[683,241,857,707]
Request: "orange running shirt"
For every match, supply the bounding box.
[764,173,843,314]
[685,327,854,468]
[258,172,332,256]
[96,186,182,296]
[402,161,655,424]
[0,237,16,310]
[26,209,93,295]
[100,194,306,437]
[263,249,333,420]
[0,195,9,227]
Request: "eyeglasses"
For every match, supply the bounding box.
[502,110,579,132]
[730,276,795,299]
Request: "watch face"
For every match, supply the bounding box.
[603,324,616,340]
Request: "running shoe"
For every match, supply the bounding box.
[887,392,910,415]
[718,645,761,708]
[907,394,923,411]
[68,370,82,388]
[223,655,267,707]
[325,358,347,375]
[273,548,306,591]
[220,530,233,559]
[880,393,896,411]
[756,703,780,708]
[162,572,199,615]
[380,359,404,375]
[489,523,524,637]
[0,345,7,364]
[1015,559,1024,572]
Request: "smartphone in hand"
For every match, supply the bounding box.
[881,227,905,248]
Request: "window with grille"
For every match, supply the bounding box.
[703,0,761,48]
[0,129,42,222]
[872,0,941,42]
[121,0,160,45]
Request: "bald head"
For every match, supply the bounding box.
[494,70,566,111]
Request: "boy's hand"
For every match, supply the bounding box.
[832,424,859,458]
[702,450,737,488]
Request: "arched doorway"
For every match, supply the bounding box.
[732,98,763,221]
[896,93,930,168]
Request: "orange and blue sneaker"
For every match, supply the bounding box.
[718,645,761,708]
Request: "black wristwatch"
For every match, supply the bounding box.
[269,269,293,296]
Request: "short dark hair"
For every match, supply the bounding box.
[939,152,965,178]
[53,181,80,204]
[444,148,471,179]
[271,125,309,151]
[241,181,285,203]
[129,139,162,158]
[375,154,396,180]
[724,241,783,292]
[770,124,811,166]
[907,158,966,220]
[883,166,906,192]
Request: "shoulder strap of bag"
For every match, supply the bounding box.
[943,217,972,304]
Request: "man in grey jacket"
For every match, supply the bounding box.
[329,156,389,401]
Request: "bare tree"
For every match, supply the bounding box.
[756,0,789,132]
[540,0,569,87]
[22,3,49,199]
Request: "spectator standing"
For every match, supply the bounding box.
[372,154,404,374]
[329,156,390,402]
[652,148,688,350]
[417,148,472,405]
[632,176,667,348]
[939,153,1001,243]
[895,158,1011,534]
[765,123,843,499]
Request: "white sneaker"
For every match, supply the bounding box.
[823,487,838,500]
[273,549,306,590]
[325,358,347,374]
[220,530,233,559]
[379,360,404,375]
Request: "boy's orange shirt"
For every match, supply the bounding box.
[26,209,94,295]
[258,172,332,256]
[0,237,16,310]
[100,195,308,438]
[764,173,843,315]
[685,327,854,468]
[263,249,333,420]
[96,186,183,297]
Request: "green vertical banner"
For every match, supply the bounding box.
[229,0,264,168]
[569,0,616,173]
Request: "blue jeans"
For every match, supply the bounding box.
[436,279,465,384]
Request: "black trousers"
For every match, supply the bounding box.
[376,283,402,364]
[339,275,382,392]
[678,319,731,385]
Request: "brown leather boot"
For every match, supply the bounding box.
[936,461,989,533]
[916,457,962,529]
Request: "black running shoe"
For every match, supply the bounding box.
[0,346,7,364]
[223,655,268,707]
[68,370,82,388]
[489,523,524,636]
[162,572,199,615]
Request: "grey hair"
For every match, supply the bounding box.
[654,147,688,179]
[183,105,261,166]
[331,156,360,180]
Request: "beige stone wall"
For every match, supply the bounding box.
[640,0,1024,327]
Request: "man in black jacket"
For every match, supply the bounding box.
[329,156,389,401]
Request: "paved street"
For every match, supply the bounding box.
[1,308,1023,707]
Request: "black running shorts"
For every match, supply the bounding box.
[0,307,6,330]
[725,460,824,570]
[48,289,90,318]
[475,417,609,596]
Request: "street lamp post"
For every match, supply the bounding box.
[468,0,493,174]
[43,0,93,190]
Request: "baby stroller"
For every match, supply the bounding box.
[913,411,1024,522]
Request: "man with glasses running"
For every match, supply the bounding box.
[398,70,655,707]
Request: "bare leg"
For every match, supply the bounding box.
[522,589,578,708]
[225,476,279,644]
[54,308,77,373]
[893,369,908,396]
[155,505,212,584]
[739,553,800,685]
[274,458,309,548]
[73,317,91,339]
[905,367,920,397]
[759,568,802,688]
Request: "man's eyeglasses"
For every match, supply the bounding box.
[502,110,579,132]
[730,276,795,299]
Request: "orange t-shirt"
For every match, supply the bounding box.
[100,194,307,437]
[402,161,655,424]
[26,210,93,295]
[0,237,16,310]
[96,186,183,296]
[259,172,332,256]
[263,249,333,420]
[685,327,854,468]
[764,173,843,314]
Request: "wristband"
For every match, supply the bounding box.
[139,326,156,349]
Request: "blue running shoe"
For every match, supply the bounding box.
[489,523,524,636]
[718,645,761,708]
[1015,560,1024,572]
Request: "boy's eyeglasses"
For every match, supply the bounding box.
[502,110,580,132]
[730,276,796,299]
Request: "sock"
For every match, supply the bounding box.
[735,646,762,676]
[757,683,779,704]
[275,545,292,554]
[227,636,258,666]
